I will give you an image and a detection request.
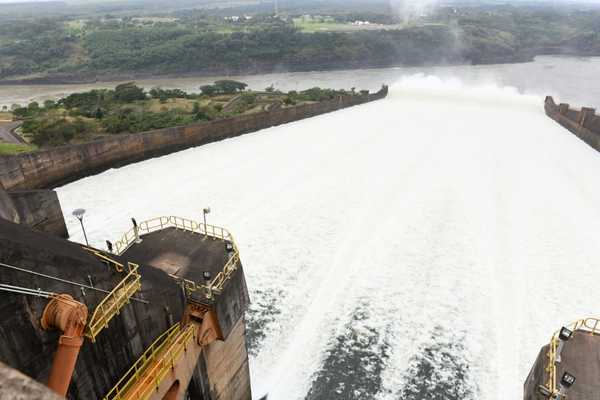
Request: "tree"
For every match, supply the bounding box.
[43,100,56,109]
[12,107,30,119]
[28,117,94,147]
[241,92,257,105]
[114,82,146,102]
[200,85,217,96]
[1,105,7,111]
[150,87,187,99]
[213,80,248,94]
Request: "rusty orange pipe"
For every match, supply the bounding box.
[41,294,88,396]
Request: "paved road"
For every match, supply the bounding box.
[0,121,23,144]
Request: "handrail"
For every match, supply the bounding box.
[544,317,600,394]
[84,247,126,273]
[113,216,241,297]
[103,322,196,400]
[103,323,180,400]
[114,216,235,255]
[85,262,142,342]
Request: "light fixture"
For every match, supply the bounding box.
[106,240,113,253]
[226,242,234,252]
[556,327,574,364]
[561,372,576,388]
[559,327,573,341]
[72,208,85,220]
[203,271,212,282]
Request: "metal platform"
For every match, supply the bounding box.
[121,227,230,286]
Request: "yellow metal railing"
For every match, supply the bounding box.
[84,247,127,273]
[114,216,235,255]
[103,322,196,400]
[114,216,241,297]
[544,317,600,394]
[85,262,142,342]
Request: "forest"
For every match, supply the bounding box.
[1,2,600,82]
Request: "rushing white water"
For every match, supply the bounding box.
[57,75,600,400]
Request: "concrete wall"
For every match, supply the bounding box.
[523,344,548,400]
[214,265,250,340]
[203,317,251,400]
[0,182,19,224]
[0,218,189,399]
[0,88,388,191]
[8,190,68,238]
[545,96,600,151]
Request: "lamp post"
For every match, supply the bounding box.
[203,207,211,234]
[72,208,89,246]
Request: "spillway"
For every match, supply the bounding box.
[56,75,600,400]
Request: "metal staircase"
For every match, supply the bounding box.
[103,322,197,400]
[83,248,142,342]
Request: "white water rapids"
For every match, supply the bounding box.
[57,75,600,400]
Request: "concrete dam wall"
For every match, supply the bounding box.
[545,96,600,151]
[0,182,67,238]
[0,88,388,191]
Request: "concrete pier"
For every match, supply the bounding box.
[524,324,600,399]
[120,223,252,399]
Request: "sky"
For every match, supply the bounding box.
[0,0,597,3]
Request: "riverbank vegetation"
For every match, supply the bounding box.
[8,81,366,148]
[1,2,600,83]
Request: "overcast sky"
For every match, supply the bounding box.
[0,0,599,3]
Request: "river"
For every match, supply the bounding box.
[1,55,599,108]
[43,56,600,400]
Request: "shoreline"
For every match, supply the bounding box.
[0,57,535,87]
[3,49,598,87]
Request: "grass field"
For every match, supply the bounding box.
[293,18,403,32]
[293,19,354,32]
[0,142,36,155]
[0,112,13,121]
[145,98,212,112]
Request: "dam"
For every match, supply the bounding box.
[0,87,387,399]
[52,75,600,400]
